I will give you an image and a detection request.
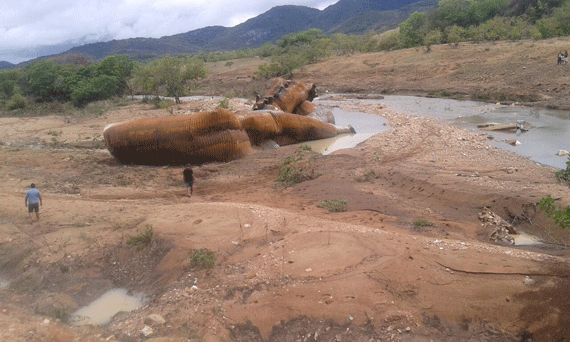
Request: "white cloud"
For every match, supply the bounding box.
[0,0,338,63]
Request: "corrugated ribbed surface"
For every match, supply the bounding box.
[272,82,315,113]
[103,108,252,165]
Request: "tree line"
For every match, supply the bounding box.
[0,54,207,114]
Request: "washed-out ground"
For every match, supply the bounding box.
[1,38,570,342]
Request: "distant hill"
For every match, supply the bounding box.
[1,0,438,69]
[0,61,15,69]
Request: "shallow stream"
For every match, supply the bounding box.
[317,95,570,169]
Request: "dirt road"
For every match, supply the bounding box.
[1,40,570,342]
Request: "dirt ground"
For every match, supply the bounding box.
[2,38,570,342]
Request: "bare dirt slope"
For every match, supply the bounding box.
[200,37,570,110]
[2,39,570,342]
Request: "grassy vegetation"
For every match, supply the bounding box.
[189,249,217,270]
[276,145,318,186]
[320,199,348,212]
[555,156,570,184]
[355,170,378,183]
[413,220,434,227]
[126,225,154,250]
[538,195,570,230]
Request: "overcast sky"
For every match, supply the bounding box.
[1,0,337,64]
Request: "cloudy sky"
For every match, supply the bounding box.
[1,0,337,64]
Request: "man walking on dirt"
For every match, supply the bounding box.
[25,183,42,223]
[183,167,194,197]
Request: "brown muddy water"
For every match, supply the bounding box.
[70,288,147,326]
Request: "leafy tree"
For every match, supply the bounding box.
[436,0,474,27]
[135,56,206,104]
[71,75,122,107]
[277,29,325,49]
[424,29,443,51]
[468,0,509,25]
[259,42,276,57]
[399,12,429,48]
[508,0,565,19]
[444,25,466,45]
[8,92,26,110]
[376,29,401,51]
[95,55,135,95]
[551,1,570,34]
[26,60,63,101]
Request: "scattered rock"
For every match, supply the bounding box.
[523,276,535,286]
[141,325,153,337]
[506,139,521,146]
[556,150,569,156]
[478,208,516,245]
[144,313,166,326]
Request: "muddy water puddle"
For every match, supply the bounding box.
[70,288,147,326]
[513,232,543,246]
[319,95,570,169]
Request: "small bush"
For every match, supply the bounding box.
[189,249,216,270]
[414,220,433,227]
[355,170,377,182]
[555,156,570,184]
[8,93,26,110]
[538,195,570,229]
[218,97,230,109]
[276,146,316,186]
[277,164,304,185]
[126,225,154,250]
[320,199,348,212]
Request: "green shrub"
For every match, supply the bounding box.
[218,97,230,109]
[276,146,316,186]
[355,170,378,183]
[126,225,154,249]
[8,93,26,110]
[538,195,570,229]
[320,199,348,212]
[413,220,433,227]
[555,156,570,184]
[189,249,216,270]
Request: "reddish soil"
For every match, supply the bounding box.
[1,38,570,342]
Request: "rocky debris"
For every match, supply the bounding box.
[556,150,569,156]
[478,123,518,131]
[523,276,535,286]
[506,139,521,146]
[478,207,517,245]
[477,121,533,132]
[140,325,153,337]
[34,293,78,319]
[143,313,165,326]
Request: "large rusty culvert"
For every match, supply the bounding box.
[103,109,353,166]
[103,80,354,166]
[103,108,253,165]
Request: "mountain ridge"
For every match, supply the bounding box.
[1,0,438,69]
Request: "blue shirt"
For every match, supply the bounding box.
[26,188,41,205]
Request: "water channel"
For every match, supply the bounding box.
[317,95,570,169]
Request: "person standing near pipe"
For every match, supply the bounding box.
[183,167,194,198]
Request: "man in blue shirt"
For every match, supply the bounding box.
[25,183,42,223]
